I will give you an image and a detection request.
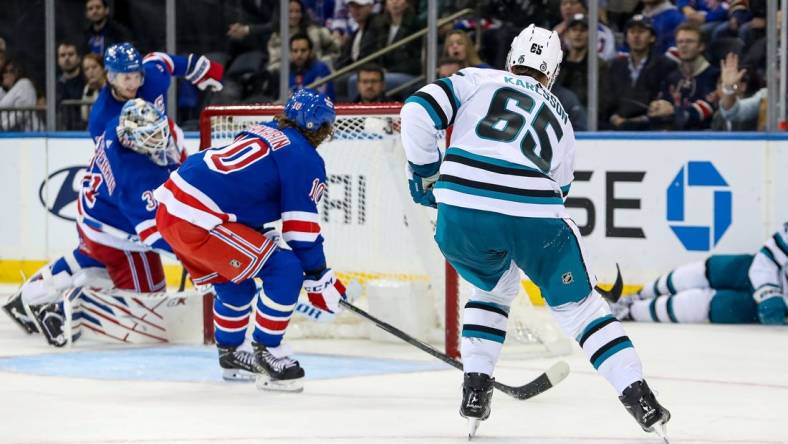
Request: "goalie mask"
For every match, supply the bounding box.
[506,24,563,90]
[116,99,173,166]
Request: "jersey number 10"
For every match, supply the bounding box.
[475,87,563,173]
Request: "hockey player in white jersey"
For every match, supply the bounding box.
[400,25,671,439]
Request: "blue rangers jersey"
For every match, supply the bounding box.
[78,117,180,253]
[401,67,575,219]
[153,122,329,273]
[88,52,191,141]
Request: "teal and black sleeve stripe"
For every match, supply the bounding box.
[406,92,448,129]
[434,78,460,126]
[761,246,781,268]
[772,233,788,256]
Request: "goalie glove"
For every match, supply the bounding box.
[303,268,346,314]
[753,286,786,325]
[407,161,440,208]
[186,54,224,92]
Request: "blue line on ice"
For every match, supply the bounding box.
[0,345,448,382]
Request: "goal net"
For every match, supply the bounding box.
[199,104,572,359]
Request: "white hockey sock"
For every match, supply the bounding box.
[552,293,643,394]
[640,260,709,298]
[630,289,714,323]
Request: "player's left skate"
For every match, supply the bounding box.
[253,343,305,393]
[31,303,72,347]
[460,373,494,440]
[2,288,38,334]
[218,345,261,381]
[619,380,671,443]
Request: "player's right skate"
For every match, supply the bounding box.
[253,343,305,393]
[2,289,38,334]
[218,345,262,381]
[460,373,494,440]
[619,380,671,443]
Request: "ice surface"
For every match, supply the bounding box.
[1,298,786,444]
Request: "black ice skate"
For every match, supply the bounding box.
[218,345,262,381]
[253,343,305,392]
[32,304,70,347]
[460,372,494,440]
[619,380,671,443]
[2,289,38,334]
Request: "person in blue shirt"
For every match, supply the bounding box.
[3,99,183,347]
[286,33,335,100]
[88,42,224,141]
[155,89,345,392]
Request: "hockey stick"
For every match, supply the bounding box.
[177,268,188,292]
[595,263,623,303]
[339,299,570,400]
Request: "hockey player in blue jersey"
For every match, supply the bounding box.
[155,89,346,392]
[608,223,788,326]
[3,99,182,346]
[400,25,670,439]
[88,42,223,141]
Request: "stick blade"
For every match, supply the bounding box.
[497,360,570,400]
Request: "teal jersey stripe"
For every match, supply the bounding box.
[435,181,564,205]
[649,298,659,322]
[467,300,510,315]
[592,340,634,369]
[462,329,506,343]
[405,96,443,129]
[446,147,544,175]
[666,272,677,294]
[437,77,461,110]
[576,314,615,342]
[561,184,571,196]
[666,296,678,322]
[760,246,780,268]
[774,233,788,255]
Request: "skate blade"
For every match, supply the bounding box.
[221,368,257,382]
[1,304,37,334]
[652,421,670,444]
[255,374,304,393]
[467,418,480,440]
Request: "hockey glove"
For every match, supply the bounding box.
[407,162,439,208]
[303,268,347,314]
[186,54,224,92]
[753,286,786,325]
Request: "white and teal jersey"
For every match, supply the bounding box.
[749,222,788,295]
[400,67,575,218]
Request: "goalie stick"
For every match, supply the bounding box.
[338,299,570,400]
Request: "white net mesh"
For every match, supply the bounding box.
[202,106,572,358]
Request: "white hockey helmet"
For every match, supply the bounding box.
[506,24,563,90]
[116,98,172,166]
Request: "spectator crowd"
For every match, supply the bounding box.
[0,0,777,131]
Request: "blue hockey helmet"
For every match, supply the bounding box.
[116,99,172,166]
[283,88,336,132]
[104,43,143,74]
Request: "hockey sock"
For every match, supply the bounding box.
[252,250,303,348]
[552,293,643,395]
[639,260,708,298]
[461,300,509,375]
[213,280,256,347]
[630,288,714,323]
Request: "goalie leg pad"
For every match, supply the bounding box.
[252,249,303,347]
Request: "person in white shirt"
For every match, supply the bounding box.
[0,59,40,131]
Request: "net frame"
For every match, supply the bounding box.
[198,104,461,357]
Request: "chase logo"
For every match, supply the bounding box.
[666,161,732,251]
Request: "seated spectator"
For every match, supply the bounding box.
[281,33,335,100]
[267,0,340,72]
[83,0,133,56]
[678,0,729,35]
[369,0,422,89]
[606,15,676,130]
[553,0,617,61]
[714,52,766,131]
[556,14,609,118]
[56,42,85,130]
[222,0,276,102]
[479,0,560,68]
[335,0,380,70]
[442,30,491,69]
[0,60,40,131]
[437,56,462,78]
[552,84,589,131]
[80,53,105,123]
[647,22,719,130]
[641,0,686,53]
[709,0,754,41]
[354,63,401,102]
[0,38,6,73]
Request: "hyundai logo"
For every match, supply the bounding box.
[39,166,88,222]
